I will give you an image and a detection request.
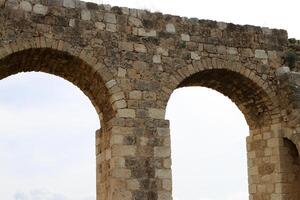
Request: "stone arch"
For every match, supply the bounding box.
[0,37,124,124]
[162,60,280,129]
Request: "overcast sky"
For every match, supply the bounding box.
[1,0,300,200]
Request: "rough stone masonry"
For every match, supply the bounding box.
[1,0,300,199]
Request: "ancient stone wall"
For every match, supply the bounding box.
[1,0,300,199]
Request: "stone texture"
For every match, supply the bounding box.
[33,4,48,15]
[166,23,176,33]
[63,0,75,8]
[20,1,32,11]
[0,1,298,200]
[81,9,91,21]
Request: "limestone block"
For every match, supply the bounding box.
[105,79,117,89]
[134,44,147,53]
[95,22,105,30]
[137,28,157,37]
[158,191,172,200]
[20,1,32,12]
[117,109,136,118]
[112,190,132,200]
[63,0,75,8]
[110,157,125,168]
[104,13,116,24]
[111,92,125,102]
[157,128,170,136]
[113,100,127,110]
[119,42,133,51]
[156,47,168,56]
[255,49,268,59]
[69,19,75,27]
[117,67,126,77]
[81,9,91,21]
[33,4,48,15]
[129,90,142,100]
[162,179,172,191]
[112,145,136,156]
[156,169,172,179]
[106,24,117,32]
[241,48,254,57]
[112,169,131,178]
[276,66,290,76]
[181,34,190,41]
[154,147,171,158]
[111,126,134,135]
[110,135,124,145]
[191,52,200,60]
[153,55,161,63]
[217,45,226,54]
[128,16,142,27]
[227,47,238,55]
[149,108,165,119]
[217,22,227,30]
[166,23,176,33]
[127,179,140,190]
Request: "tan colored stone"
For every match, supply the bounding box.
[149,108,165,119]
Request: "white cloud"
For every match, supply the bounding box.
[14,189,67,200]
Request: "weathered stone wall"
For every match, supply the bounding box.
[1,0,300,199]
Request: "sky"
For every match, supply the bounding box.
[1,0,300,200]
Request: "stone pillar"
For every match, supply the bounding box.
[96,117,173,200]
[247,124,283,200]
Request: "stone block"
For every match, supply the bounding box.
[181,34,190,41]
[156,169,172,179]
[20,1,32,11]
[153,55,161,63]
[149,108,165,119]
[134,44,147,53]
[154,147,171,158]
[112,145,136,156]
[129,90,142,100]
[166,23,176,33]
[137,28,157,37]
[104,13,116,24]
[255,49,268,59]
[63,0,75,8]
[33,4,48,15]
[117,109,136,118]
[81,9,91,21]
[95,22,105,30]
[191,52,200,60]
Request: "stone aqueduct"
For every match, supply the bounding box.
[1,0,300,199]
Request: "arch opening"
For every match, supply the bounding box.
[0,72,99,199]
[178,69,275,129]
[166,87,249,200]
[281,138,300,199]
[0,48,115,124]
[0,48,116,200]
[166,68,278,200]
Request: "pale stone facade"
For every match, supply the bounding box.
[1,0,300,199]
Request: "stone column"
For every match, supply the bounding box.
[96,116,173,200]
[247,124,283,200]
